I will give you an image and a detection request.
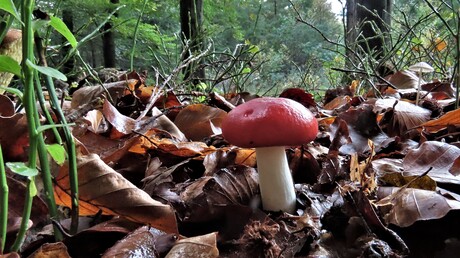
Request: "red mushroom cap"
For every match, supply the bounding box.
[221,97,318,148]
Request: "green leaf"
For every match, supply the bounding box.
[242,67,251,74]
[26,60,67,81]
[46,144,66,166]
[6,162,38,177]
[49,16,77,48]
[0,0,21,22]
[0,55,21,78]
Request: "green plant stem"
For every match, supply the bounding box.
[10,180,33,252]
[0,145,8,254]
[43,74,79,234]
[130,0,148,71]
[34,72,62,145]
[10,0,37,251]
[34,30,79,235]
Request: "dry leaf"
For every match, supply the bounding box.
[386,70,424,89]
[376,99,431,137]
[377,187,460,227]
[54,153,178,233]
[28,242,70,258]
[174,104,227,141]
[420,108,460,133]
[165,232,219,258]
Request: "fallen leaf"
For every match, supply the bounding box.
[174,104,227,141]
[54,153,178,233]
[420,108,460,133]
[178,165,259,222]
[386,70,423,89]
[102,226,178,258]
[377,187,460,227]
[403,141,460,184]
[376,99,431,137]
[27,242,70,258]
[165,232,219,258]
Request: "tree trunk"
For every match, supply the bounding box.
[346,0,392,64]
[62,9,74,74]
[102,0,119,68]
[180,0,205,84]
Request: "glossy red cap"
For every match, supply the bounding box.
[221,97,318,148]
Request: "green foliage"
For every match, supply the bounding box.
[26,60,67,81]
[0,55,21,77]
[46,144,67,166]
[5,162,39,177]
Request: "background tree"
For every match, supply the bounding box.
[180,0,205,84]
[346,0,392,74]
[101,0,119,68]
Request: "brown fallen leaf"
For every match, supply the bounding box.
[403,141,460,184]
[377,187,460,227]
[27,242,70,258]
[165,232,219,258]
[54,153,178,233]
[102,226,178,258]
[375,99,431,137]
[178,165,259,222]
[420,108,460,133]
[174,104,227,141]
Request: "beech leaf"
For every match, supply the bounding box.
[54,153,178,233]
[403,141,460,184]
[377,187,460,227]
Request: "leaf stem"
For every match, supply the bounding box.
[0,145,8,254]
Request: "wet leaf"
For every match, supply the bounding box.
[54,153,178,233]
[279,88,317,110]
[403,141,460,184]
[179,165,259,222]
[102,226,178,258]
[377,187,460,227]
[174,104,227,141]
[165,232,219,258]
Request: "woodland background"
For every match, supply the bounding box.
[1,0,460,257]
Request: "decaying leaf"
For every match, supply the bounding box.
[27,242,70,258]
[102,226,178,258]
[178,165,259,222]
[403,141,460,184]
[377,187,460,227]
[165,232,219,258]
[54,153,178,233]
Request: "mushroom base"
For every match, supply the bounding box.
[255,146,296,213]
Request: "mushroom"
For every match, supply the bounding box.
[221,97,318,213]
[408,62,434,105]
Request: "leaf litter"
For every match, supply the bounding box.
[2,70,460,257]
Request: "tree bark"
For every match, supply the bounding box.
[346,0,392,61]
[102,0,119,68]
[180,0,205,84]
[62,9,74,74]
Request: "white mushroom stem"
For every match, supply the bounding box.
[255,146,296,213]
[415,69,422,105]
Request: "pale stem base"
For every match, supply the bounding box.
[255,146,296,213]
